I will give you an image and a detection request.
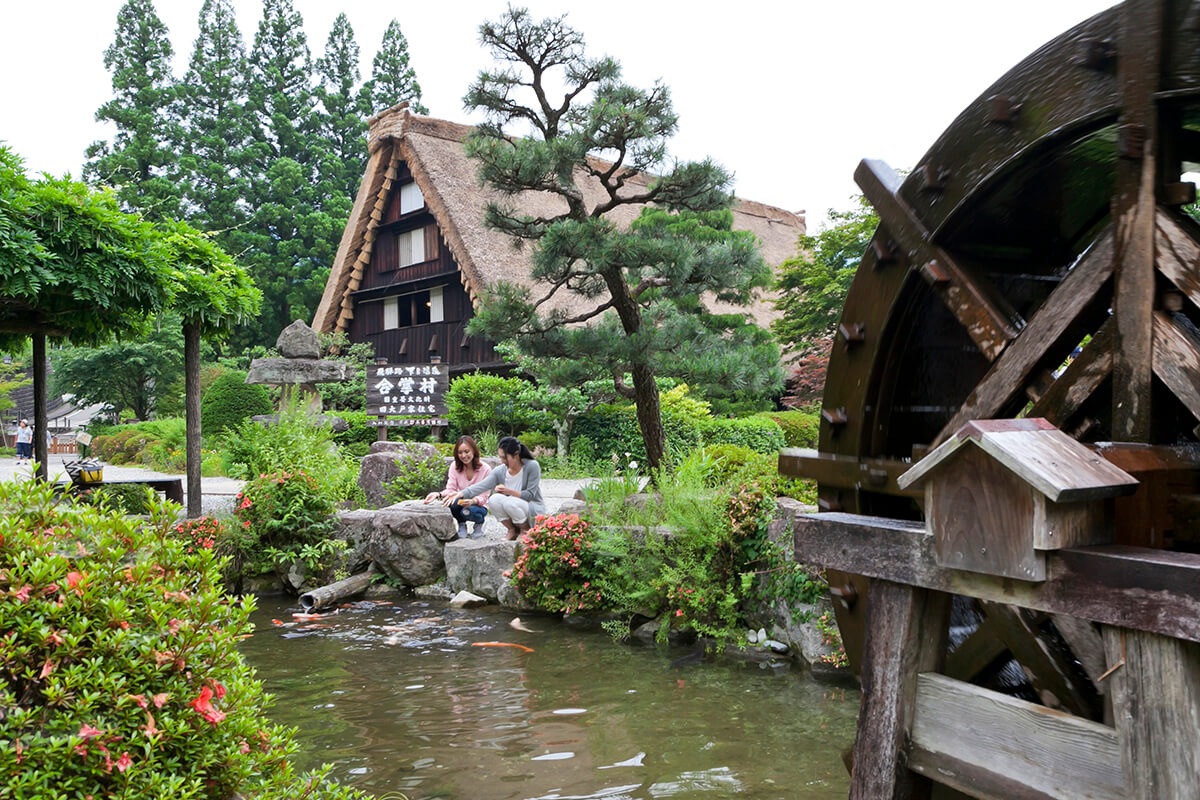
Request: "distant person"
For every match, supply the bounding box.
[424,435,491,539]
[448,436,543,540]
[14,419,32,464]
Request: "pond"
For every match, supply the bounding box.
[239,597,860,800]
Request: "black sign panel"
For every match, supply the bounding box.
[366,363,449,418]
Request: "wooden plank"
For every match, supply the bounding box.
[909,673,1122,800]
[849,581,950,800]
[945,614,1008,682]
[980,601,1098,718]
[856,159,1021,361]
[1151,310,1200,421]
[778,448,921,499]
[933,229,1114,445]
[1102,627,1200,800]
[791,512,1200,643]
[1028,319,1114,426]
[1109,0,1165,442]
[1155,207,1200,306]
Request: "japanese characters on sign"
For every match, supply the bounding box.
[366,363,449,426]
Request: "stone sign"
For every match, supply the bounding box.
[366,363,448,427]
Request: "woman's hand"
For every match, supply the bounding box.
[443,491,463,507]
[423,491,440,504]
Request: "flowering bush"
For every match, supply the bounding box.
[508,514,605,614]
[234,471,336,584]
[0,478,367,799]
[169,516,228,554]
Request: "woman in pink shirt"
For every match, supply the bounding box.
[424,435,491,538]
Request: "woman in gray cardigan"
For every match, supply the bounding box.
[449,436,544,539]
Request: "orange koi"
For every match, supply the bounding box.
[472,641,534,653]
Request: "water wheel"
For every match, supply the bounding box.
[796,0,1200,716]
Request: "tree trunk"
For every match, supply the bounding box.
[184,322,202,518]
[33,334,47,482]
[631,361,665,474]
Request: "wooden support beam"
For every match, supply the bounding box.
[849,581,950,800]
[792,512,1200,643]
[933,229,1114,445]
[777,448,921,499]
[1102,627,1200,800]
[1110,0,1165,442]
[855,158,1021,361]
[1027,319,1114,426]
[1156,207,1200,306]
[945,614,1008,682]
[909,673,1122,800]
[1151,310,1200,422]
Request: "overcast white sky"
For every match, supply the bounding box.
[3,0,1116,231]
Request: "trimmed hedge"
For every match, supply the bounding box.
[697,416,786,454]
[756,408,821,448]
[201,372,273,435]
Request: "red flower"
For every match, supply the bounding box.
[13,584,31,603]
[78,723,104,739]
[67,571,84,589]
[114,752,132,773]
[189,686,226,725]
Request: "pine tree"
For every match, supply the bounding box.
[245,0,313,169]
[176,0,251,235]
[359,19,428,116]
[315,13,367,202]
[464,8,777,472]
[84,0,181,220]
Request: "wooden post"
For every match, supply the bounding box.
[849,580,951,799]
[32,333,47,482]
[1102,627,1200,799]
[184,322,202,519]
[1111,0,1165,441]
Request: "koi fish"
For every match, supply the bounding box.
[472,642,534,653]
[509,617,537,633]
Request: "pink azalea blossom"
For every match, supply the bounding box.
[189,686,226,725]
[78,723,104,739]
[114,752,132,772]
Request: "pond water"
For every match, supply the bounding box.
[239,597,859,800]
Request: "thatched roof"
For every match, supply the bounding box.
[313,103,805,335]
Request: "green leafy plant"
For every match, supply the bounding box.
[234,471,336,585]
[508,514,606,614]
[816,610,849,668]
[201,371,273,435]
[445,373,546,437]
[697,416,786,454]
[77,484,155,515]
[384,452,449,504]
[0,478,367,798]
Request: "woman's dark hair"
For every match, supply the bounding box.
[497,436,535,462]
[453,435,482,472]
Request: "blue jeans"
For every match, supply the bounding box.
[450,502,487,525]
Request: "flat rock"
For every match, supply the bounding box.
[444,537,518,601]
[554,499,588,516]
[246,358,350,385]
[449,590,488,609]
[414,582,452,601]
[368,502,457,585]
[276,320,322,359]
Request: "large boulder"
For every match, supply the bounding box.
[367,501,458,586]
[276,320,322,359]
[358,442,443,507]
[444,538,519,601]
[334,509,377,573]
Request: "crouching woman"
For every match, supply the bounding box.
[425,435,491,538]
[448,436,544,540]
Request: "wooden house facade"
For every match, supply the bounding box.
[313,104,806,373]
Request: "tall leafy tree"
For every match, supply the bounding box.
[176,0,251,234]
[359,19,428,116]
[245,0,313,168]
[316,13,368,201]
[464,8,776,472]
[84,0,181,220]
[771,195,879,349]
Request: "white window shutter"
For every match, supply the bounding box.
[430,287,444,323]
[399,182,424,214]
[383,297,398,329]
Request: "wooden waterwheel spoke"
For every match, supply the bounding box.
[932,227,1116,446]
[855,158,1022,361]
[1152,311,1200,424]
[1027,318,1114,426]
[1156,208,1200,308]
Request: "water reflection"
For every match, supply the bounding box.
[239,598,858,799]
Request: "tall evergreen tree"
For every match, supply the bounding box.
[315,13,367,202]
[359,19,428,116]
[176,0,251,235]
[84,0,181,220]
[235,0,335,347]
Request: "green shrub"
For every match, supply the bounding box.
[678,444,776,490]
[201,371,273,435]
[384,453,450,504]
[234,471,337,583]
[329,410,377,450]
[508,514,606,613]
[517,430,557,451]
[77,483,155,515]
[0,479,367,799]
[757,407,821,448]
[698,416,786,454]
[573,402,702,469]
[445,373,546,437]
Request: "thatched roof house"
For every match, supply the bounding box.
[312,103,805,372]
